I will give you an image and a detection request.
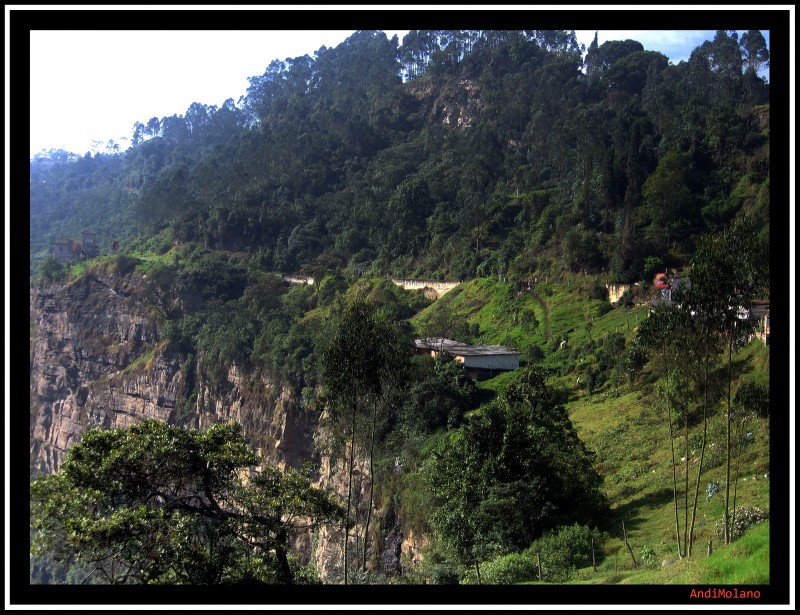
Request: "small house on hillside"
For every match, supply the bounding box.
[748,300,770,345]
[415,338,520,380]
[650,273,692,308]
[53,230,99,263]
[648,279,770,346]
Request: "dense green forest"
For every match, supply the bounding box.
[31,29,770,282]
[29,29,776,591]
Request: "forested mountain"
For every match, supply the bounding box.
[30,29,770,283]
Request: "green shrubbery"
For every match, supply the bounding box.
[458,523,605,584]
[735,381,770,418]
[524,523,605,582]
[461,552,539,584]
[36,254,67,283]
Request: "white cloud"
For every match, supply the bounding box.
[574,30,718,64]
[575,29,770,66]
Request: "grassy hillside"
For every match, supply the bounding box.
[524,521,770,585]
[33,255,773,588]
[413,273,771,585]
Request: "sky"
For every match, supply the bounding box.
[27,28,410,158]
[23,21,771,159]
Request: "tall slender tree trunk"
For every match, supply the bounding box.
[622,520,637,567]
[724,333,734,544]
[343,404,357,585]
[689,352,710,556]
[666,394,683,559]
[731,413,746,541]
[683,412,690,557]
[362,399,378,572]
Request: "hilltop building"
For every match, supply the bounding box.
[415,338,520,380]
[53,230,99,263]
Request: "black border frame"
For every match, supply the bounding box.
[8,3,793,608]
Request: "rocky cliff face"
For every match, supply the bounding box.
[29,270,317,473]
[408,76,483,130]
[30,272,171,475]
[29,270,425,580]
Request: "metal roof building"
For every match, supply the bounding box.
[415,338,520,379]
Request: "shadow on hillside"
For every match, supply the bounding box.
[611,487,674,533]
[475,387,497,406]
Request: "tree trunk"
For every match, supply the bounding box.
[666,391,683,559]
[622,520,637,567]
[724,333,734,544]
[688,352,710,556]
[276,529,294,585]
[343,404,358,585]
[362,399,378,572]
[683,412,689,556]
[731,414,746,542]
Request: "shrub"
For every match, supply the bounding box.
[716,506,769,540]
[595,301,613,317]
[735,381,769,418]
[428,561,462,585]
[520,308,539,332]
[617,289,634,308]
[590,285,609,301]
[522,343,545,363]
[37,254,67,283]
[461,552,538,585]
[111,254,139,276]
[524,523,604,582]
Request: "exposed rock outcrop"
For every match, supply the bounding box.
[408,77,483,130]
[29,270,427,581]
[30,274,171,475]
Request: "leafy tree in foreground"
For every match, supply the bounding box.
[401,353,477,434]
[30,420,342,585]
[423,367,608,582]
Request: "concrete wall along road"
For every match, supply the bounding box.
[391,279,460,298]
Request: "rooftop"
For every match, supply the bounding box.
[415,338,519,357]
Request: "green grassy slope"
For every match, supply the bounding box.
[414,275,771,585]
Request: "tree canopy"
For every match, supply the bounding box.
[31,29,769,284]
[30,420,343,584]
[423,367,608,570]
